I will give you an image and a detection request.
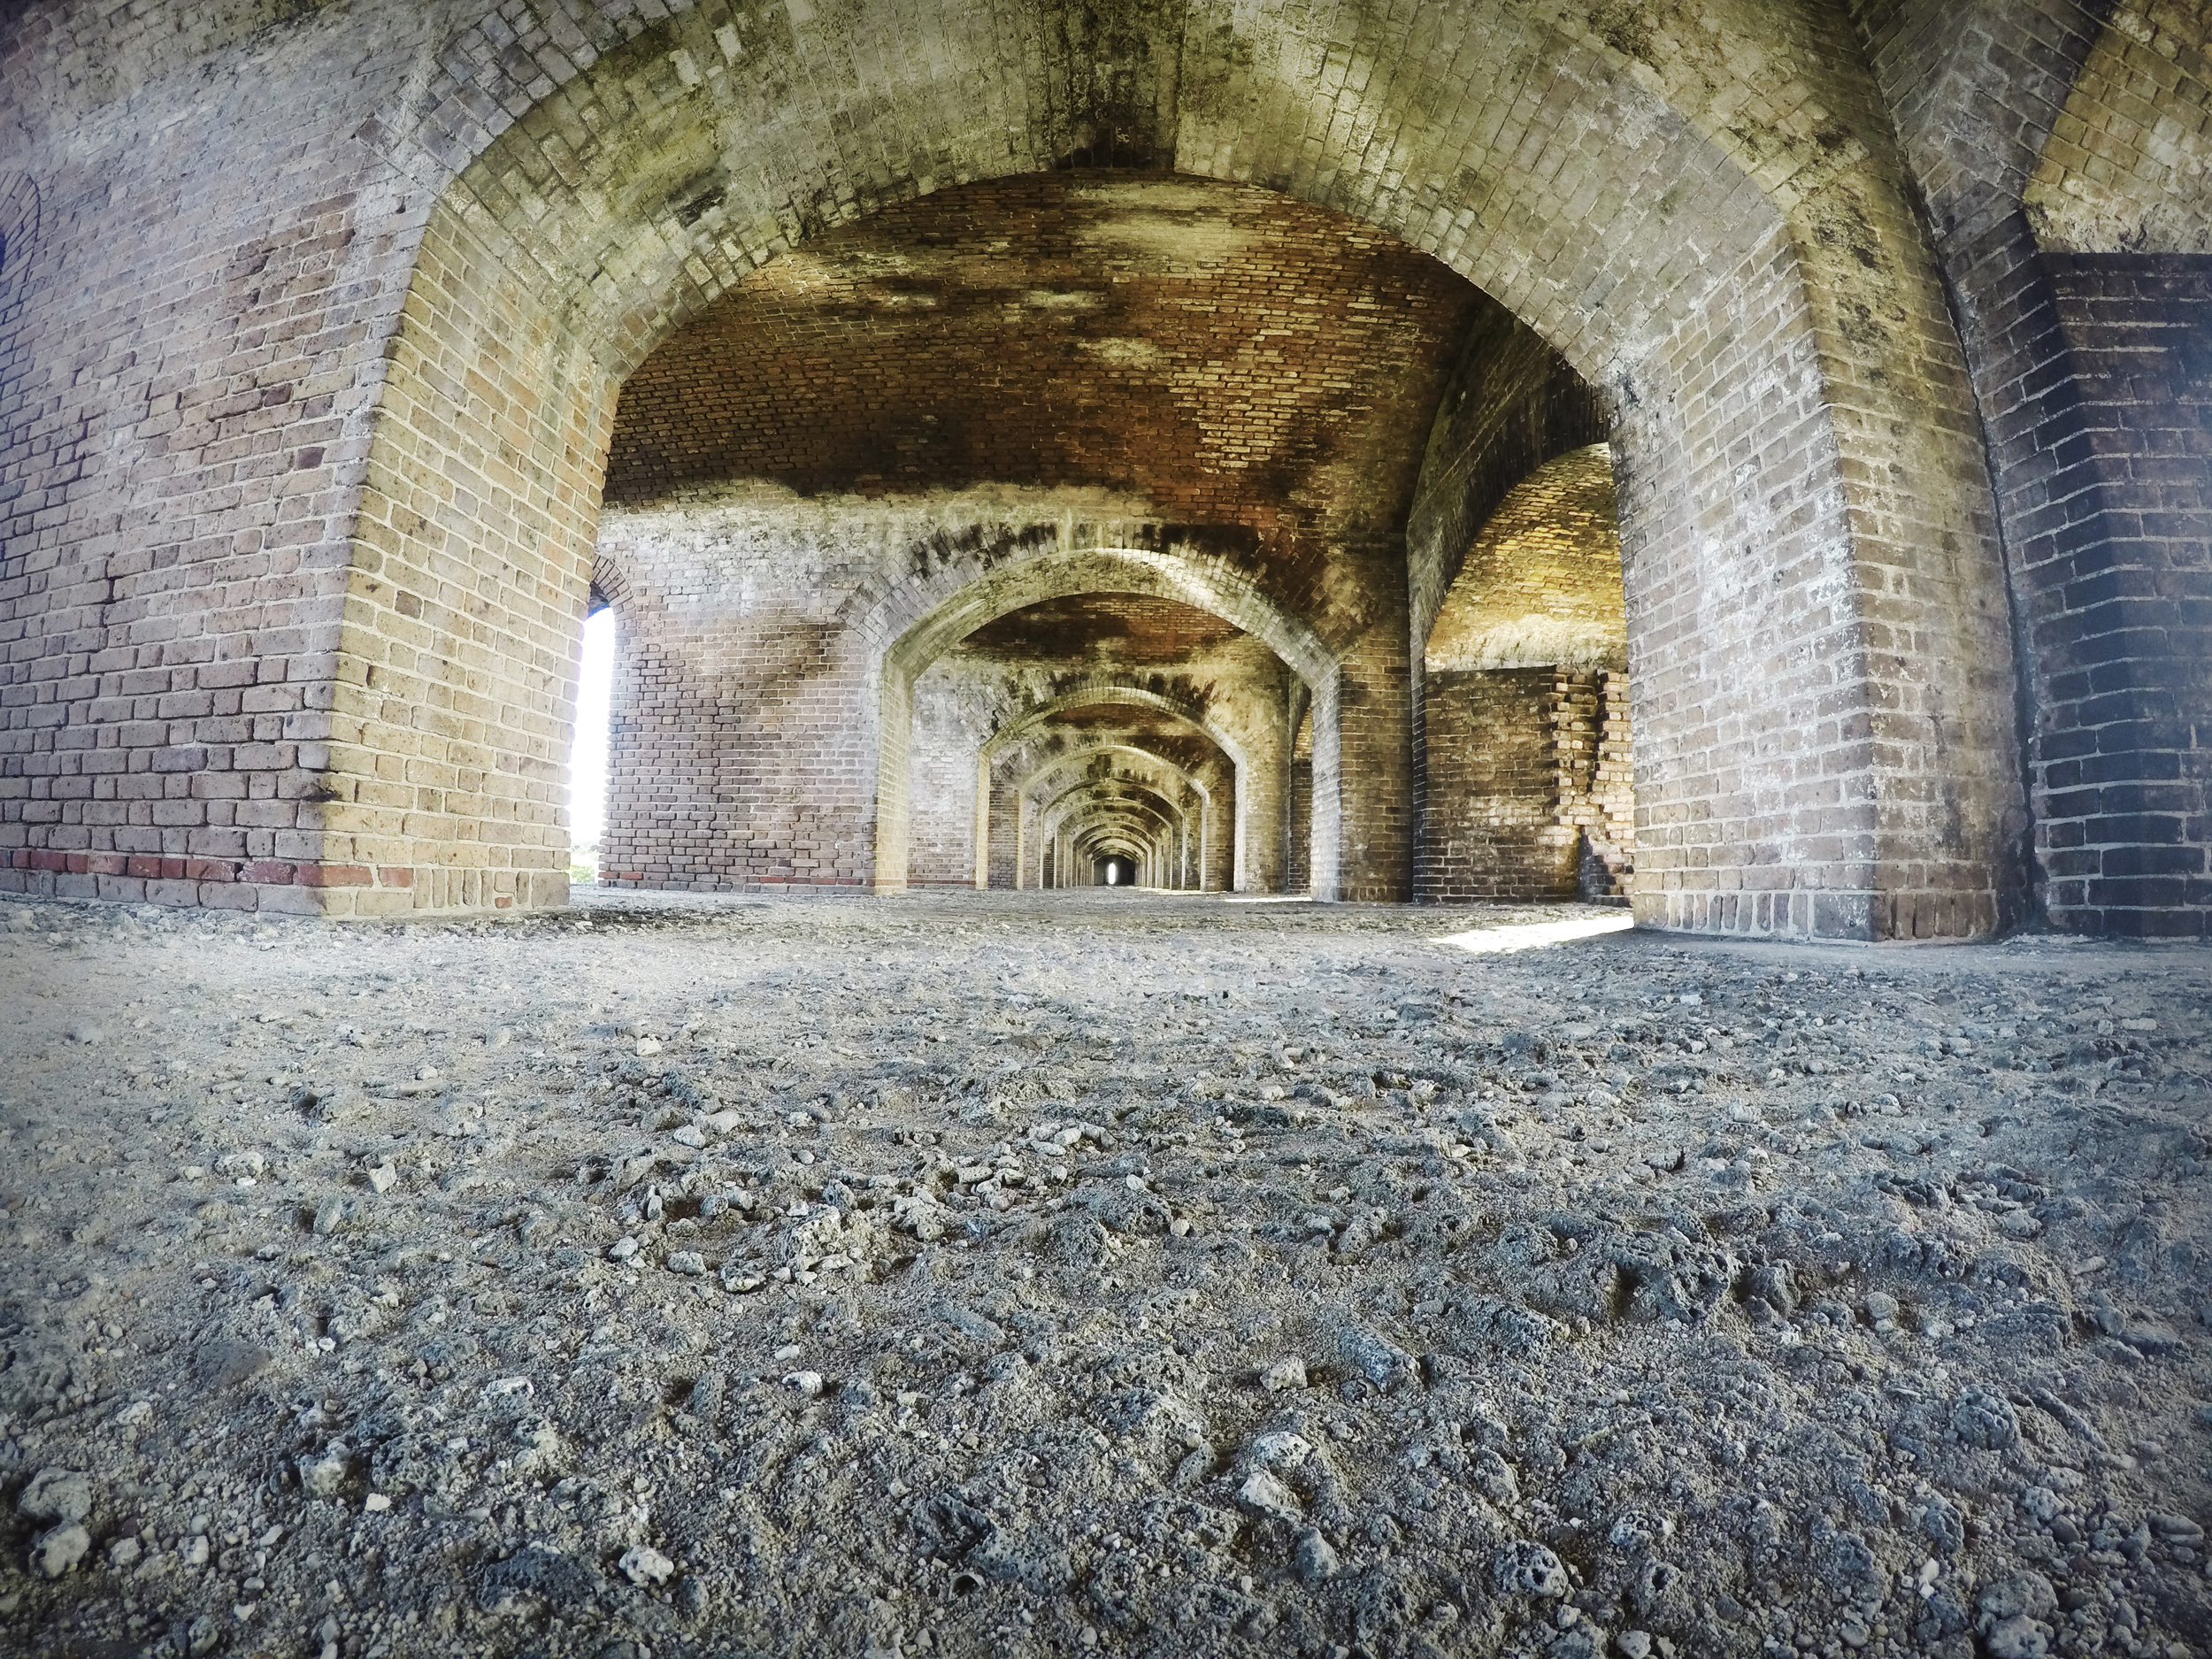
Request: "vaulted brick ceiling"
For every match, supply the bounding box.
[954,595,1250,664]
[603,171,1494,565]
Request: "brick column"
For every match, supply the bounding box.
[1333,574,1415,903]
[1236,712,1288,894]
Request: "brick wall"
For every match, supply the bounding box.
[6,0,2162,940]
[0,24,427,914]
[1417,444,1635,904]
[2024,2,2212,257]
[1417,670,1571,902]
[1856,0,2212,937]
[2035,255,2212,935]
[0,0,722,917]
[1555,671,1638,898]
[1416,669,1640,906]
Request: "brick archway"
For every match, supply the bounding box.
[978,680,1248,893]
[2,0,2089,937]
[866,542,1340,898]
[309,1,2017,933]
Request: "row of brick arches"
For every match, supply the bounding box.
[2,1,2206,938]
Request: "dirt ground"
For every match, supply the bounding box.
[0,887,2208,1659]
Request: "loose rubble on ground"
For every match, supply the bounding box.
[0,887,2207,1659]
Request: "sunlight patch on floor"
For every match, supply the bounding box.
[1430,911,1635,953]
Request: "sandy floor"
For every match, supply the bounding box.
[0,887,2207,1659]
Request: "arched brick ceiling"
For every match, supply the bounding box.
[953,594,1250,664]
[1023,723,1223,774]
[996,716,1229,790]
[603,173,1494,565]
[2024,0,2212,254]
[1425,445,1626,674]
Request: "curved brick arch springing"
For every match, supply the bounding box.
[1858,0,2212,937]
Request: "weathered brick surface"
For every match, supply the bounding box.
[1417,663,1637,906]
[1857,0,2212,937]
[1415,446,1635,904]
[1419,670,1571,902]
[595,173,1465,901]
[11,0,2178,940]
[1554,671,1638,898]
[2026,2,2212,256]
[605,174,1480,595]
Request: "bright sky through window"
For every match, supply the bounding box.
[570,609,616,847]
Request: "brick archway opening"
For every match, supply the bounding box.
[0,4,2038,935]
[869,546,1340,899]
[1418,445,1634,907]
[981,686,1245,893]
[1010,743,1217,894]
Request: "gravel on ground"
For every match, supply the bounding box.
[0,887,2207,1659]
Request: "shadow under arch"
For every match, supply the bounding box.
[871,545,1343,898]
